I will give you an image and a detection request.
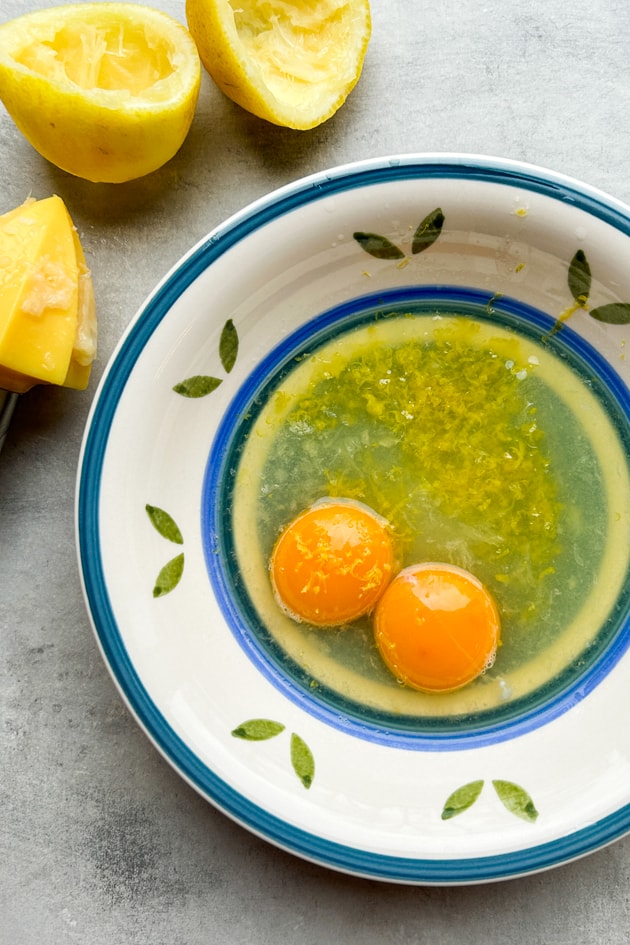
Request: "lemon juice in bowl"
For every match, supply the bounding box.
[204,289,630,742]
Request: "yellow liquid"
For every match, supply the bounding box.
[230,314,630,720]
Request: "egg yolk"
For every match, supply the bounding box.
[374,563,500,693]
[270,500,395,626]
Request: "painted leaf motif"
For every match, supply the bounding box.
[441,780,484,820]
[353,231,405,260]
[492,780,539,822]
[290,733,315,789]
[568,249,591,305]
[146,505,183,544]
[152,553,184,598]
[589,302,630,325]
[220,318,239,373]
[173,375,223,398]
[231,719,285,741]
[412,207,444,255]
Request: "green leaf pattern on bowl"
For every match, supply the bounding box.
[146,504,185,596]
[492,779,539,822]
[568,249,591,306]
[173,318,240,397]
[232,719,315,789]
[152,553,185,598]
[219,318,239,373]
[146,504,184,544]
[232,718,286,740]
[442,779,539,823]
[353,207,444,261]
[441,780,485,820]
[562,248,630,325]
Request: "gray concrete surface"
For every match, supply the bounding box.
[3,0,630,941]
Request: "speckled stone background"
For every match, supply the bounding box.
[3,0,630,942]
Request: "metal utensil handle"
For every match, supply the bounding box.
[0,390,19,453]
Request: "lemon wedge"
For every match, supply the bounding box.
[0,3,201,183]
[185,0,371,130]
[0,195,96,393]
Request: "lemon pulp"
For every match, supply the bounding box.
[186,0,371,129]
[16,21,176,96]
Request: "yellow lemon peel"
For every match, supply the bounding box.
[186,0,371,130]
[0,195,96,393]
[0,3,201,183]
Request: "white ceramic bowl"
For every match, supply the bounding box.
[77,154,630,884]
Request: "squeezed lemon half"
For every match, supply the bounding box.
[0,3,201,183]
[185,0,372,130]
[0,195,96,393]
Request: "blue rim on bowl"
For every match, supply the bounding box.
[76,154,630,884]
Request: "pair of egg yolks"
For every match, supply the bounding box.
[269,501,501,693]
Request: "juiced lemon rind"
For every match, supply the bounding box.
[0,3,201,183]
[186,0,371,130]
[0,195,96,393]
